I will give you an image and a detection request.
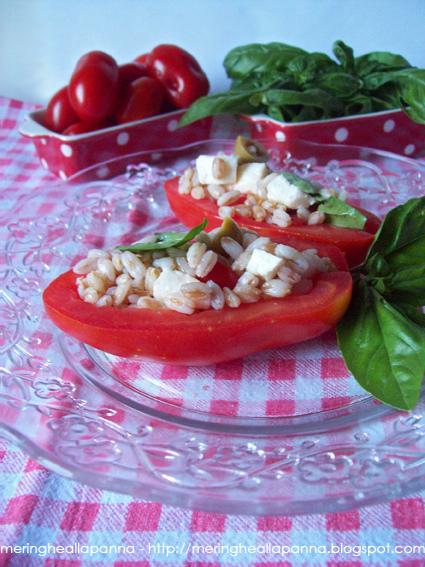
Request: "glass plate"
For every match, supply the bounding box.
[1,139,425,516]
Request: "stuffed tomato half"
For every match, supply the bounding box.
[165,137,381,268]
[43,219,352,365]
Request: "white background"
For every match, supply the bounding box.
[1,0,425,104]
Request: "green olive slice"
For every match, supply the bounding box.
[234,136,268,163]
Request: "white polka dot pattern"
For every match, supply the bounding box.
[275,131,286,142]
[404,144,415,155]
[117,132,129,146]
[96,166,110,178]
[383,119,395,133]
[60,144,73,157]
[335,127,348,142]
[167,120,178,132]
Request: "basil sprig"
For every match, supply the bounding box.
[280,172,366,229]
[116,220,207,253]
[337,197,425,410]
[180,40,425,127]
[318,196,366,229]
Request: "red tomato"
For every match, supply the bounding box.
[62,121,112,135]
[134,53,149,66]
[68,50,119,122]
[164,177,381,268]
[118,62,147,94]
[43,239,351,365]
[44,87,78,133]
[115,76,164,124]
[146,44,209,109]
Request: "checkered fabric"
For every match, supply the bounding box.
[1,96,425,566]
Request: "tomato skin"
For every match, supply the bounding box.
[62,120,111,135]
[68,50,119,122]
[44,87,78,133]
[117,62,147,94]
[146,44,209,109]
[134,53,149,66]
[43,244,351,365]
[164,177,381,268]
[115,76,164,124]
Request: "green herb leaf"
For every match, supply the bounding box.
[182,40,425,130]
[116,220,208,253]
[355,51,411,76]
[362,197,425,305]
[179,88,264,127]
[394,303,425,327]
[279,171,322,195]
[332,40,355,73]
[318,196,367,229]
[223,42,306,79]
[365,197,425,268]
[337,280,425,410]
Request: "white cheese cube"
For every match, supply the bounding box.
[196,155,238,185]
[266,175,313,209]
[246,249,284,280]
[233,162,269,194]
[153,270,197,302]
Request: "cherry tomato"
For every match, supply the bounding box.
[62,121,112,135]
[118,62,147,94]
[134,53,149,66]
[68,50,119,122]
[146,44,209,109]
[164,177,381,268]
[43,240,351,364]
[115,76,164,124]
[44,87,78,133]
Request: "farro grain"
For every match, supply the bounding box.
[195,250,218,278]
[308,211,326,225]
[262,279,291,298]
[97,258,116,281]
[223,287,241,308]
[191,186,206,200]
[114,282,131,305]
[207,280,225,310]
[220,236,244,260]
[217,190,241,206]
[187,242,207,268]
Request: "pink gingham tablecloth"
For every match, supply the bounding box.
[1,96,425,567]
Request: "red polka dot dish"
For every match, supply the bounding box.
[20,107,425,181]
[19,108,216,180]
[243,109,425,159]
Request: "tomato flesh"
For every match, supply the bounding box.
[43,245,351,365]
[164,177,381,268]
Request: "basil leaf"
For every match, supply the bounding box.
[332,40,355,73]
[356,51,411,76]
[394,303,425,328]
[263,88,344,116]
[399,69,425,123]
[182,41,425,127]
[116,220,208,253]
[223,42,306,79]
[279,172,322,195]
[316,72,362,98]
[318,196,367,229]
[377,265,425,306]
[365,197,425,268]
[179,88,264,126]
[337,280,425,410]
